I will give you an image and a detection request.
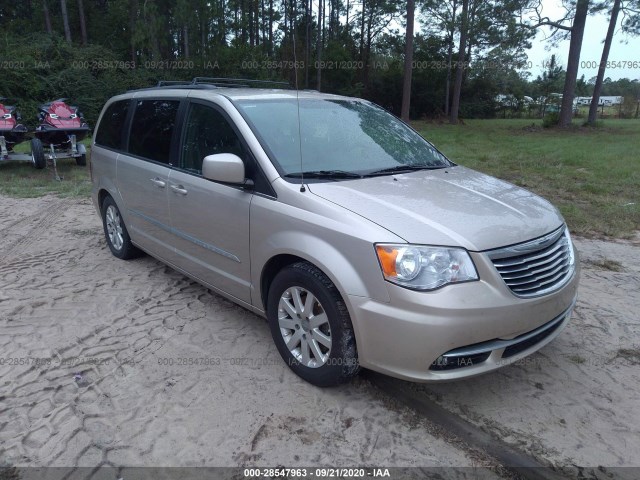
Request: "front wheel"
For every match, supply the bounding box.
[267,262,359,387]
[101,196,141,260]
[31,138,45,169]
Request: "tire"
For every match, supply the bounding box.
[101,196,141,260]
[31,138,45,169]
[76,143,87,166]
[267,262,359,387]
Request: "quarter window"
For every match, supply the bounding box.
[95,100,129,150]
[181,103,244,174]
[129,100,180,164]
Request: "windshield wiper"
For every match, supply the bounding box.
[284,170,363,179]
[365,165,447,176]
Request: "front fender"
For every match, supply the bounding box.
[250,194,399,312]
[256,232,387,304]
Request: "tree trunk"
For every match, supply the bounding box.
[249,0,255,47]
[316,0,323,90]
[241,0,247,44]
[220,0,226,45]
[268,0,273,55]
[129,0,138,62]
[450,0,469,124]
[327,0,332,39]
[333,0,337,39]
[255,0,260,46]
[401,0,415,122]
[322,0,326,49]
[588,0,620,126]
[559,0,589,127]
[363,4,372,87]
[305,0,311,88]
[234,5,239,41]
[359,0,365,60]
[346,0,349,27]
[43,0,53,34]
[201,17,206,56]
[465,0,477,63]
[60,0,72,42]
[444,0,457,116]
[78,0,88,45]
[261,0,265,50]
[184,26,190,58]
[284,0,288,49]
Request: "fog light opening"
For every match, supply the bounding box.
[430,352,491,371]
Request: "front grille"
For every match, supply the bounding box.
[487,227,574,298]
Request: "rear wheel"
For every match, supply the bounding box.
[76,143,87,166]
[267,262,359,387]
[31,138,45,169]
[101,196,141,260]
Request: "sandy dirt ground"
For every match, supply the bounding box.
[0,194,638,476]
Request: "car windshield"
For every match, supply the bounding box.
[235,98,451,177]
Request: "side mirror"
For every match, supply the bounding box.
[202,153,245,184]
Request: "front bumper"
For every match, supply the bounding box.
[348,249,580,382]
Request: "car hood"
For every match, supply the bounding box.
[307,166,564,251]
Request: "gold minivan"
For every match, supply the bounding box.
[91,79,579,386]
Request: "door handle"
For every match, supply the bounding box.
[150,178,166,188]
[170,184,188,195]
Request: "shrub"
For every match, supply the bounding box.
[542,112,560,128]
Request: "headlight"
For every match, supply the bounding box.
[375,244,479,290]
[565,228,575,268]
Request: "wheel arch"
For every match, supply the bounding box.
[260,254,308,312]
[98,188,111,213]
[96,178,126,220]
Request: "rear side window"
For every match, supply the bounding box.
[95,100,129,150]
[128,100,180,164]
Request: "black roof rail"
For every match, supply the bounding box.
[156,80,192,87]
[191,77,292,89]
[128,84,218,93]
[130,77,292,93]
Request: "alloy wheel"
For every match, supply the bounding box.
[278,286,332,368]
[105,205,124,251]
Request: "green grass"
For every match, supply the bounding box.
[0,139,92,198]
[413,119,640,238]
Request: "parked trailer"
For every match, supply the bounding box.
[574,96,624,106]
[0,134,87,181]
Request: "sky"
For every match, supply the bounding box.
[524,0,639,81]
